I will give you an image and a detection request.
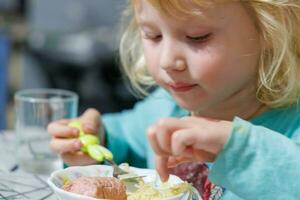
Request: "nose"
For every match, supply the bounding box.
[160,39,186,72]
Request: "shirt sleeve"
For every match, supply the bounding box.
[209,117,300,199]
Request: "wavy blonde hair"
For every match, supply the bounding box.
[119,0,300,107]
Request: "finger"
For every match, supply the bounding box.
[61,152,98,166]
[191,149,216,162]
[156,156,170,182]
[50,138,81,154]
[167,150,215,168]
[147,126,169,157]
[180,116,201,123]
[57,119,72,125]
[180,116,213,126]
[155,118,189,153]
[80,108,101,134]
[48,121,79,138]
[171,129,217,162]
[167,156,195,168]
[171,129,200,156]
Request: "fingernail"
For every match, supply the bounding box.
[161,175,169,183]
[147,126,156,134]
[84,123,97,133]
[72,129,78,136]
[147,127,153,133]
[74,140,81,149]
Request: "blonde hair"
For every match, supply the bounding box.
[119,0,300,107]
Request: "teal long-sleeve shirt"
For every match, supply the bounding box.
[102,88,300,199]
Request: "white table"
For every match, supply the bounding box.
[0,130,58,199]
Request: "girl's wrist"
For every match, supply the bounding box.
[216,120,233,154]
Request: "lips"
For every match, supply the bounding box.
[167,82,197,92]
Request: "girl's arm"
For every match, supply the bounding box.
[209,117,300,199]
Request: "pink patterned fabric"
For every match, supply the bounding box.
[170,162,224,200]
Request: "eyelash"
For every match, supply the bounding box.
[142,33,162,41]
[186,33,211,42]
[142,33,212,43]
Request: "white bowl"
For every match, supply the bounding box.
[47,165,192,200]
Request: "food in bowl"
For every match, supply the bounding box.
[127,180,196,200]
[63,176,126,200]
[63,175,195,200]
[48,165,201,200]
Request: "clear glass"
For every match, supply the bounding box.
[14,89,78,175]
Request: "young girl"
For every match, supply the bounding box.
[48,0,300,199]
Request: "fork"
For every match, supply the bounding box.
[105,159,146,182]
[105,159,128,178]
[86,144,143,181]
[87,144,127,177]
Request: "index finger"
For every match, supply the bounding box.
[156,156,170,182]
[48,120,79,138]
[154,118,190,153]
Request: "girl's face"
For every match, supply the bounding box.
[135,0,261,117]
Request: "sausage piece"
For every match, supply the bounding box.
[63,176,127,200]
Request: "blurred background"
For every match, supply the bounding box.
[0,0,139,130]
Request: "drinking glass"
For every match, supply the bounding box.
[14,89,78,174]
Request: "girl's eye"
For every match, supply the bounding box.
[142,33,162,41]
[186,33,211,42]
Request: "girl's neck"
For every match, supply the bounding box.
[192,102,269,120]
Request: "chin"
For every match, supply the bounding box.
[174,93,215,113]
[174,97,201,111]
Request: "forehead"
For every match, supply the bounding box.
[133,0,221,17]
[133,0,239,28]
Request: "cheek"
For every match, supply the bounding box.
[146,63,160,81]
[188,50,227,87]
[142,42,162,79]
[189,45,258,91]
[144,50,156,72]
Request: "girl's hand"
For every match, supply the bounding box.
[147,116,233,181]
[48,108,103,166]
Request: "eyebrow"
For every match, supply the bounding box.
[137,20,156,28]
[135,15,159,28]
[137,18,215,35]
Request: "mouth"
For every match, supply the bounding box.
[167,82,198,92]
